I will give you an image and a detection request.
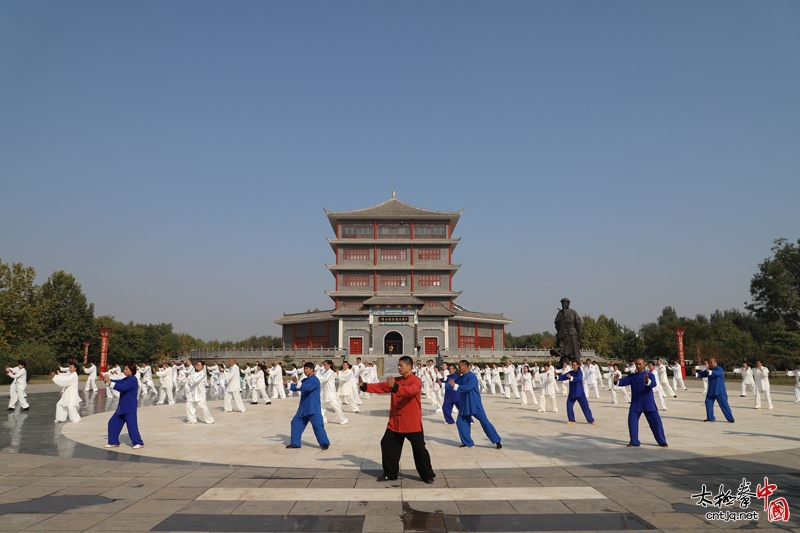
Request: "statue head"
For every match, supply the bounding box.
[561,298,571,309]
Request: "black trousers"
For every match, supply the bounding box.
[380,429,435,481]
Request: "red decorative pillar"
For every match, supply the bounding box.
[83,340,90,365]
[99,328,112,372]
[673,327,686,378]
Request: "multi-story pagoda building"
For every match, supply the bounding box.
[272,193,513,356]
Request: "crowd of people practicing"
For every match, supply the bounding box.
[5,355,800,484]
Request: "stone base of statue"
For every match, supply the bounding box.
[550,348,580,369]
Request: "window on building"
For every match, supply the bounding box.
[342,274,370,287]
[380,249,407,261]
[417,248,441,261]
[417,275,441,286]
[377,223,410,238]
[341,224,374,239]
[380,275,407,287]
[343,248,370,260]
[414,224,447,239]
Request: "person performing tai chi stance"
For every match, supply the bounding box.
[223,358,247,413]
[319,360,348,425]
[51,363,81,423]
[156,363,175,405]
[185,361,215,424]
[520,365,538,406]
[609,364,630,404]
[753,360,773,410]
[584,360,601,399]
[285,362,330,449]
[269,361,286,400]
[6,360,29,411]
[439,364,468,424]
[83,362,98,392]
[614,358,668,448]
[449,360,502,449]
[556,360,595,425]
[694,358,734,423]
[670,360,688,391]
[250,363,271,405]
[538,362,558,412]
[359,356,436,484]
[503,361,520,400]
[656,359,676,398]
[739,362,756,397]
[102,363,144,449]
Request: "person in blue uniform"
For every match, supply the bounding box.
[438,363,471,425]
[695,358,734,423]
[286,362,330,449]
[556,360,595,424]
[102,362,144,449]
[614,358,667,447]
[448,360,502,449]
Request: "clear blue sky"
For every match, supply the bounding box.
[1,2,798,341]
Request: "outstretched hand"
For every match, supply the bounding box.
[643,372,650,385]
[386,375,395,388]
[448,379,455,387]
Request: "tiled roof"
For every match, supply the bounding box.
[418,306,457,316]
[363,295,425,306]
[451,309,514,324]
[325,197,462,219]
[331,308,370,316]
[271,310,337,325]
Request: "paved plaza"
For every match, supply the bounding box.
[1,380,799,532]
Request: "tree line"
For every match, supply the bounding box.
[0,258,281,378]
[506,238,800,370]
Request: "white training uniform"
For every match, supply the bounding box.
[251,368,271,404]
[503,364,521,399]
[649,368,668,410]
[794,368,800,403]
[223,364,246,412]
[520,371,538,405]
[490,366,504,395]
[318,368,347,424]
[7,366,29,409]
[138,365,158,396]
[609,369,630,404]
[657,364,676,397]
[753,366,773,409]
[670,363,688,391]
[156,366,175,405]
[558,365,570,395]
[538,366,558,412]
[740,366,756,397]
[185,368,215,424]
[83,364,98,392]
[286,367,300,396]
[52,371,81,423]
[269,365,286,399]
[337,369,360,413]
[586,364,601,399]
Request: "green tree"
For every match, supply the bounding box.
[39,271,95,361]
[747,238,800,331]
[0,260,41,350]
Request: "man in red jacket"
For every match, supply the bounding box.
[359,355,435,484]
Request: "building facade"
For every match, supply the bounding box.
[272,194,513,357]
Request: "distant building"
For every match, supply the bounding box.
[272,193,513,356]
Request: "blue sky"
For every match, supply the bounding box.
[1,2,798,340]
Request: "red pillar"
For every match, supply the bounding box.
[99,328,112,372]
[673,327,687,378]
[292,324,297,349]
[373,219,377,239]
[374,270,377,292]
[411,270,414,292]
[410,219,414,240]
[308,322,313,348]
[83,340,90,365]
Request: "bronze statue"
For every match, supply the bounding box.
[550,298,582,367]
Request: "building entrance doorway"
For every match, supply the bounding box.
[384,331,403,355]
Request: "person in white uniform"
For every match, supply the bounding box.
[794,363,800,403]
[670,360,688,391]
[319,360,348,425]
[609,364,631,404]
[558,362,570,395]
[223,358,246,413]
[656,359,677,398]
[520,366,538,405]
[156,363,175,405]
[739,362,756,397]
[753,360,773,410]
[269,361,286,400]
[585,360,601,399]
[489,364,504,395]
[337,362,360,413]
[6,360,29,411]
[250,363,271,404]
[185,361,215,424]
[647,363,668,411]
[51,363,81,423]
[502,361,520,399]
[138,362,158,396]
[82,362,98,392]
[286,364,300,396]
[538,362,558,412]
